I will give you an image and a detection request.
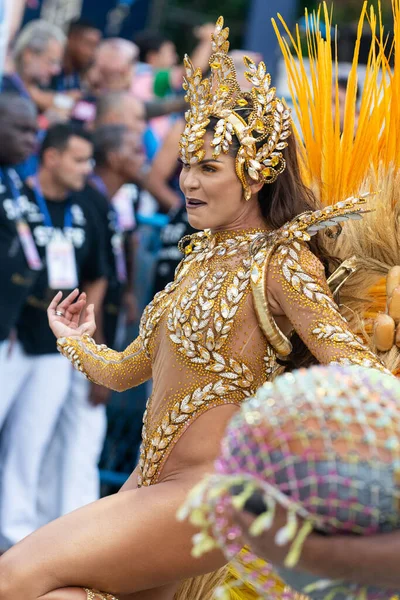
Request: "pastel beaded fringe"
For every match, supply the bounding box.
[178,365,400,599]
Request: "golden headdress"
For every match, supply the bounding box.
[179,17,292,200]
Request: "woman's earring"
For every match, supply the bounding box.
[244,188,252,201]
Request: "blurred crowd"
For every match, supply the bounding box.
[0,15,267,553]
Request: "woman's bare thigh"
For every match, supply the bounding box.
[38,585,178,600]
[122,583,178,600]
[0,467,225,600]
[0,405,240,600]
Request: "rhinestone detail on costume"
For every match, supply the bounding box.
[57,200,387,493]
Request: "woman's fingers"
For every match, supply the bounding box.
[65,293,87,326]
[67,301,86,327]
[67,296,86,316]
[48,292,94,336]
[56,289,80,313]
[78,304,96,335]
[83,303,95,323]
[48,291,63,318]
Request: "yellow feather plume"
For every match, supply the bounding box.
[272,1,393,204]
[274,1,400,372]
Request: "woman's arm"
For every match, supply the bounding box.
[57,334,151,392]
[267,241,386,370]
[145,120,184,212]
[300,529,400,588]
[26,86,82,114]
[234,507,400,589]
[48,290,152,392]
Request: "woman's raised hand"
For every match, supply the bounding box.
[47,289,96,340]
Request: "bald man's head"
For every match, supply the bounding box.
[0,95,37,165]
[88,38,139,93]
[95,92,146,134]
[97,38,138,62]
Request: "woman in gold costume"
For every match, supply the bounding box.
[0,17,385,600]
[177,4,400,598]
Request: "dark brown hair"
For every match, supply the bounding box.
[207,114,335,369]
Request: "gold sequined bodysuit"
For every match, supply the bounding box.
[58,202,385,493]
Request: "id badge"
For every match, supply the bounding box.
[16,219,43,271]
[112,186,136,231]
[114,236,127,284]
[46,238,78,290]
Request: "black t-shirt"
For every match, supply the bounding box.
[76,184,130,347]
[0,169,41,341]
[17,187,107,355]
[51,70,81,92]
[153,205,196,294]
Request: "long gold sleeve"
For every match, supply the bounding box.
[57,334,152,391]
[268,241,387,371]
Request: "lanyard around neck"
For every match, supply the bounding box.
[0,168,43,270]
[33,177,73,229]
[0,167,24,212]
[89,173,109,198]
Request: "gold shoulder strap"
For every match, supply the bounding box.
[251,240,293,358]
[250,198,367,356]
